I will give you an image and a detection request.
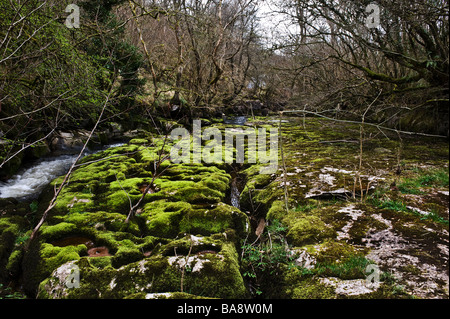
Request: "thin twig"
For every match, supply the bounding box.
[279,111,289,212]
[181,239,194,293]
[283,109,448,138]
[125,134,172,223]
[27,81,116,248]
[115,174,133,213]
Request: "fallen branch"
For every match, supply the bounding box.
[283,109,448,138]
[26,83,116,248]
[318,139,359,144]
[279,111,289,212]
[125,128,173,223]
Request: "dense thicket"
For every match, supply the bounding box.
[1,0,449,177]
[0,0,145,176]
[265,0,449,132]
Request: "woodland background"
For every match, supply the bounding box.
[1,0,449,177]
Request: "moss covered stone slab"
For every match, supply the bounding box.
[38,235,248,299]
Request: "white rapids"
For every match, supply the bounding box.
[0,155,77,199]
[0,143,124,200]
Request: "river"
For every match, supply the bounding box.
[0,143,124,200]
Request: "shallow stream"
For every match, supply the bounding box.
[0,143,124,200]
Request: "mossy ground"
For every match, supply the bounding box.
[243,116,448,299]
[0,116,448,299]
[8,137,249,298]
[37,234,248,299]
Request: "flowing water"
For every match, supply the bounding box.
[230,177,241,209]
[0,143,124,200]
[223,116,247,125]
[222,116,247,209]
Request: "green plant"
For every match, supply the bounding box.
[14,231,30,247]
[398,167,449,194]
[0,284,26,299]
[380,200,408,212]
[295,203,318,212]
[417,168,449,187]
[314,256,372,280]
[241,219,296,297]
[369,193,449,226]
[416,209,449,226]
[29,201,39,213]
[266,218,288,235]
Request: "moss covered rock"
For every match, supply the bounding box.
[37,234,248,299]
[286,215,336,246]
[10,117,448,299]
[0,215,29,281]
[20,137,252,298]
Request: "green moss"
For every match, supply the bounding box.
[401,264,422,276]
[284,272,335,299]
[40,223,78,241]
[24,242,87,295]
[347,214,389,244]
[179,203,248,237]
[88,256,112,269]
[142,200,248,239]
[38,235,248,299]
[52,193,95,214]
[109,177,151,194]
[175,185,225,204]
[286,215,336,246]
[158,234,219,256]
[20,117,449,299]
[112,239,143,268]
[124,291,211,299]
[150,168,230,204]
[137,146,161,163]
[63,211,133,232]
[200,174,230,194]
[25,143,253,297]
[141,200,191,238]
[266,200,286,221]
[40,243,86,265]
[103,192,137,213]
[164,164,223,178]
[129,138,149,145]
[6,249,23,277]
[314,240,364,263]
[46,151,153,217]
[69,157,136,184]
[187,241,248,298]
